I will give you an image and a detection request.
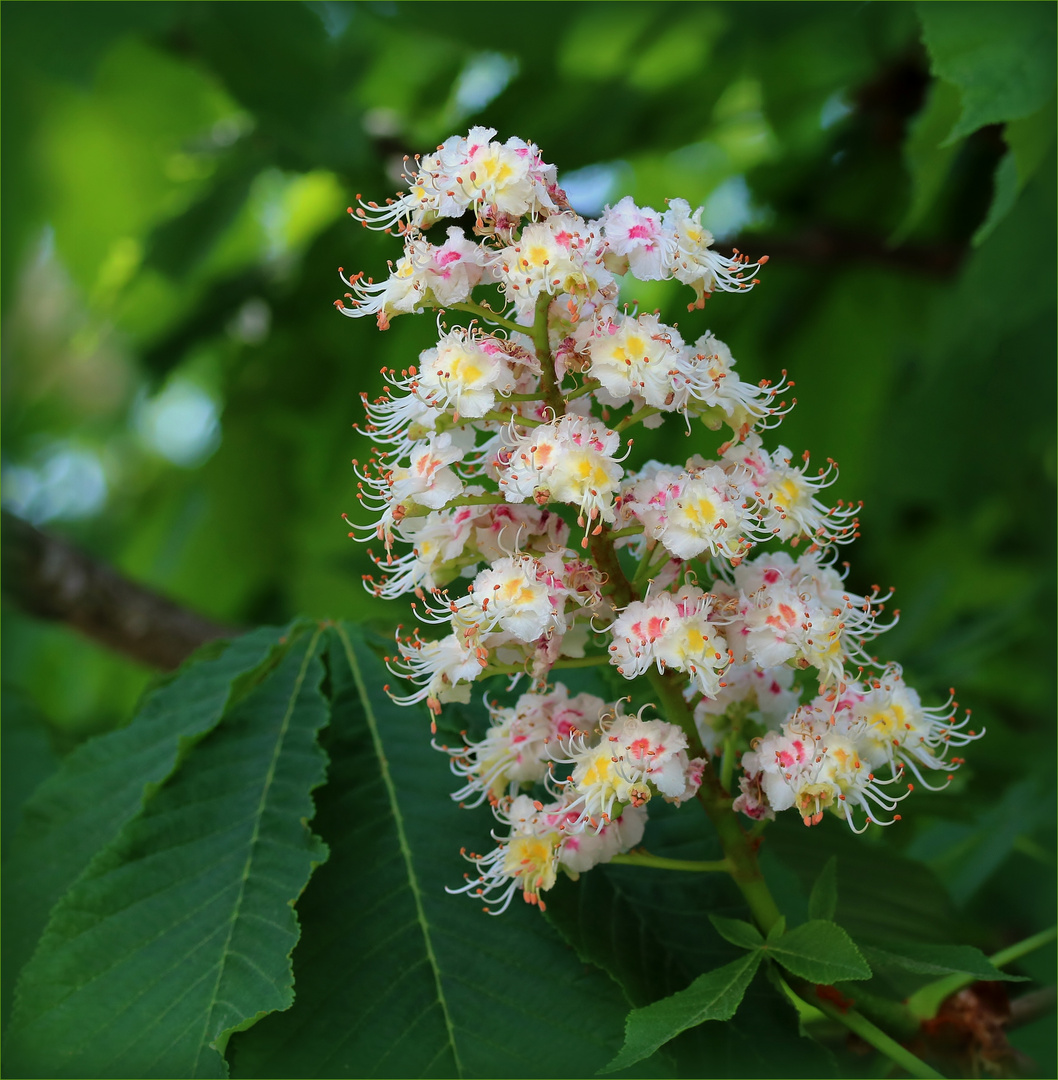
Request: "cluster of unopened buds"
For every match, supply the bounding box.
[339,128,981,913]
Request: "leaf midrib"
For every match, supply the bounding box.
[192,626,324,1077]
[334,624,464,1079]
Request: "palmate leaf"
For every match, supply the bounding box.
[2,624,295,1012]
[228,624,630,1079]
[3,624,330,1078]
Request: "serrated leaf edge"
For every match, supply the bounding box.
[203,624,330,1067]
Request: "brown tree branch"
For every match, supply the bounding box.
[1,510,238,670]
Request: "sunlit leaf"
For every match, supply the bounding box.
[917,1,1057,142]
[4,624,330,1078]
[2,625,296,1018]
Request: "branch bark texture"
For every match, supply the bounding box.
[2,510,237,670]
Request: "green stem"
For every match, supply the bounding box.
[530,292,564,415]
[608,525,645,540]
[446,300,526,336]
[610,852,733,873]
[399,492,510,519]
[478,409,542,427]
[809,996,946,1080]
[992,924,1058,967]
[632,547,672,592]
[641,663,783,936]
[629,540,656,594]
[563,380,599,402]
[587,524,784,935]
[616,405,661,432]
[906,924,1057,1020]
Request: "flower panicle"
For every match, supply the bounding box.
[338,128,973,911]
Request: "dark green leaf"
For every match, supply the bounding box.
[905,775,1053,905]
[601,952,762,1074]
[229,625,630,1079]
[917,1,1057,141]
[0,688,60,1031]
[4,626,330,1078]
[766,920,872,985]
[891,78,964,243]
[972,151,1019,247]
[545,864,695,1009]
[973,99,1057,245]
[763,816,959,944]
[709,914,765,951]
[2,625,296,1016]
[0,687,58,863]
[858,940,1027,981]
[808,857,838,922]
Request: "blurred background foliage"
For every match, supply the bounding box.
[1,0,1054,1063]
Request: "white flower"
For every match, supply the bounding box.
[599,196,673,280]
[557,707,699,829]
[557,804,648,873]
[497,414,626,531]
[843,668,982,786]
[437,685,611,808]
[740,707,911,831]
[416,327,515,419]
[587,311,689,411]
[388,631,487,719]
[723,433,859,546]
[447,794,563,913]
[663,198,767,308]
[464,555,569,642]
[336,228,488,329]
[493,213,614,318]
[388,432,466,510]
[658,463,759,562]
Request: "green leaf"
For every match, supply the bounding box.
[972,150,1019,247]
[766,920,872,985]
[917,1,1057,142]
[4,625,330,1078]
[710,914,765,951]
[891,78,964,244]
[905,775,1053,905]
[2,625,296,1018]
[229,625,630,1078]
[858,941,1026,981]
[0,689,60,1030]
[973,99,1057,245]
[763,816,959,944]
[808,857,838,922]
[601,952,762,1074]
[545,864,701,1010]
[1005,98,1058,189]
[0,686,58,862]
